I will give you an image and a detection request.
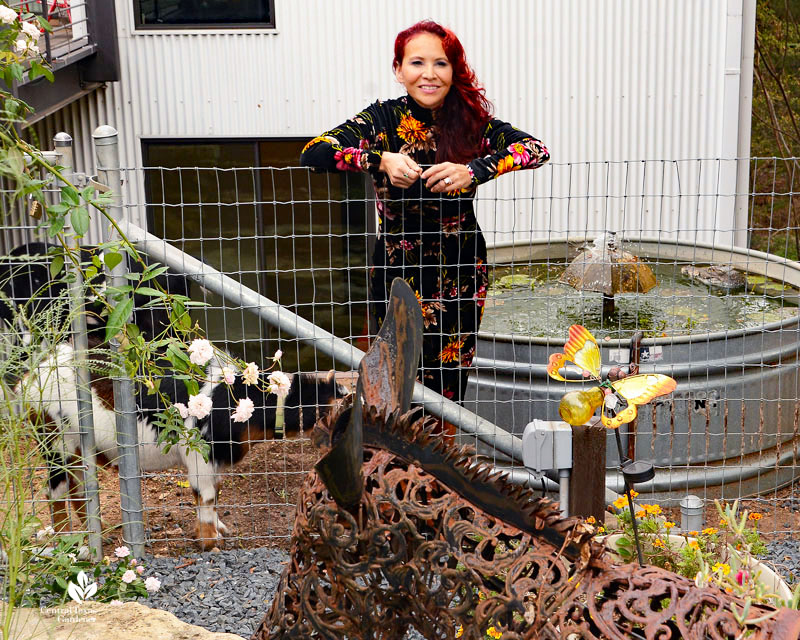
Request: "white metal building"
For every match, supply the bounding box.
[31,0,755,247]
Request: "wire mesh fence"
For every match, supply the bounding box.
[1,140,799,559]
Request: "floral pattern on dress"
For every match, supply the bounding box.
[301,95,549,402]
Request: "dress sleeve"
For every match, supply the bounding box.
[300,102,385,173]
[466,119,550,187]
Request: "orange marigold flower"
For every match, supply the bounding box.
[456,625,464,638]
[645,504,662,516]
[487,627,502,640]
[612,496,628,510]
[496,154,515,176]
[396,114,427,144]
[629,490,639,498]
[687,540,699,550]
[653,538,665,548]
[664,521,676,530]
[702,527,718,536]
[586,516,596,524]
[748,512,763,521]
[688,531,699,537]
[439,336,465,364]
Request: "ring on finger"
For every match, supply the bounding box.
[444,177,453,185]
[403,172,409,178]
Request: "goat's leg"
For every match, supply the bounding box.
[47,461,71,532]
[185,451,227,550]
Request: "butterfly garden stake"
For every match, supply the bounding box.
[548,324,677,565]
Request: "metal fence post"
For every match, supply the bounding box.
[55,132,103,561]
[91,125,145,557]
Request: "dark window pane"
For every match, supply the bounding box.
[137,0,273,26]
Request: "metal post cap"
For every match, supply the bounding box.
[53,132,72,146]
[92,125,119,144]
[679,494,704,512]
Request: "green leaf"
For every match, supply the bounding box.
[166,343,191,371]
[134,286,166,299]
[61,185,80,206]
[49,255,64,279]
[140,265,169,282]
[54,575,68,590]
[85,265,98,281]
[9,62,23,83]
[103,251,122,271]
[70,206,89,237]
[47,202,70,215]
[47,216,65,237]
[183,378,200,396]
[36,15,53,32]
[105,296,133,342]
[28,61,45,81]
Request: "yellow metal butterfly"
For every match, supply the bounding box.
[547,325,677,429]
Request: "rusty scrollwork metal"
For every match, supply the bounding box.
[253,279,800,640]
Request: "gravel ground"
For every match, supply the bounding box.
[144,547,425,639]
[144,548,288,639]
[145,541,799,639]
[763,538,800,586]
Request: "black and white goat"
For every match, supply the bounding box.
[19,342,348,549]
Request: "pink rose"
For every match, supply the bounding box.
[231,397,255,423]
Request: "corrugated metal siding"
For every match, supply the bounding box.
[30,0,747,247]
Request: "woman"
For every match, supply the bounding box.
[301,20,549,405]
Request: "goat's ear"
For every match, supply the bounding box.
[325,369,336,384]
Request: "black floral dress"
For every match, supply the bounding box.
[301,95,549,402]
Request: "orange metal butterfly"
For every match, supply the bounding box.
[547,325,677,429]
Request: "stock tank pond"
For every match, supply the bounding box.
[463,237,800,496]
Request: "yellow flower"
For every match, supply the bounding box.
[712,562,731,576]
[635,509,646,519]
[629,490,639,498]
[688,531,699,537]
[653,538,665,548]
[597,526,605,533]
[702,527,718,536]
[748,512,763,521]
[396,114,428,144]
[687,540,699,550]
[456,625,464,638]
[612,496,628,510]
[586,516,596,524]
[645,504,662,516]
[487,627,502,640]
[664,521,676,530]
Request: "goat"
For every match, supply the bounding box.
[18,342,348,549]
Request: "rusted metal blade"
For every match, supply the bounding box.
[358,277,423,415]
[314,278,423,509]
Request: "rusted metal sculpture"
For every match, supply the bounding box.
[254,278,800,640]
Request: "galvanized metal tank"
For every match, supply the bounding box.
[464,238,800,494]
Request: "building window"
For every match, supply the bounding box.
[134,0,275,29]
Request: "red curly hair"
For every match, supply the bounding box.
[393,21,493,164]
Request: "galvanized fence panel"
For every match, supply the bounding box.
[2,146,798,557]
